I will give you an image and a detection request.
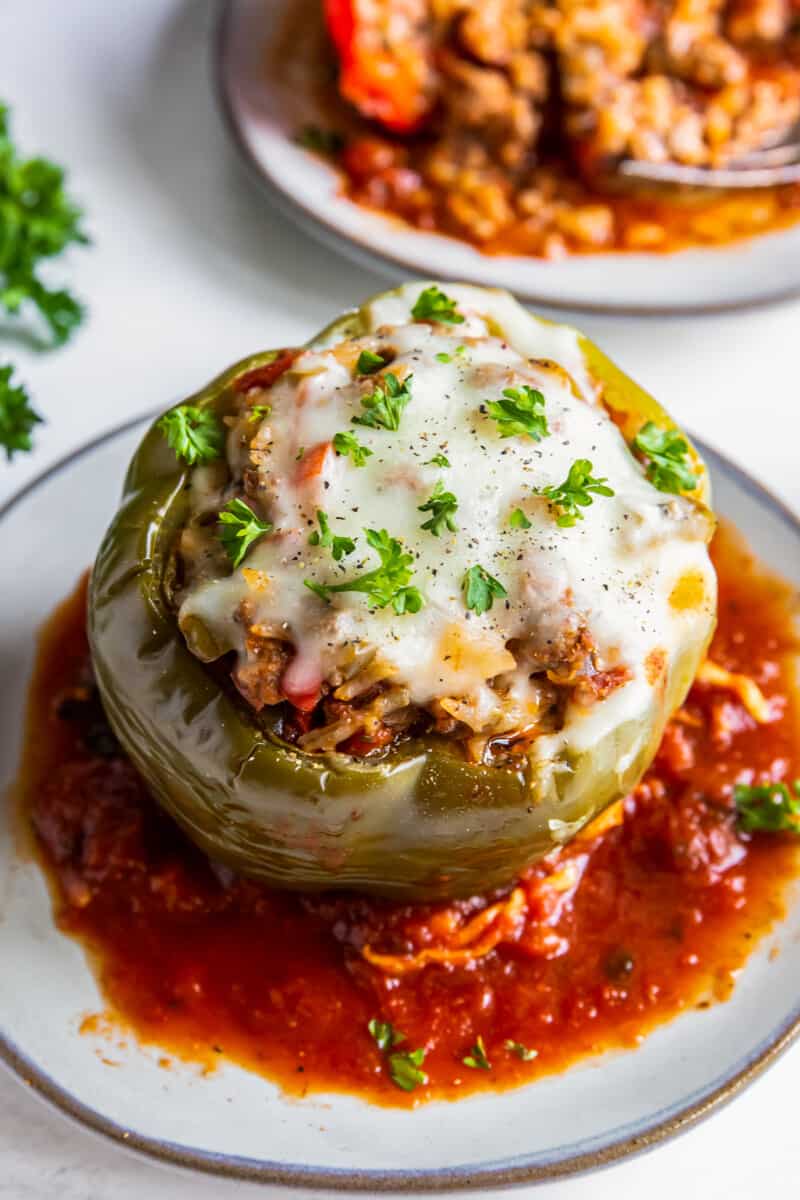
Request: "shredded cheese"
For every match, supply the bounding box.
[695,659,772,723]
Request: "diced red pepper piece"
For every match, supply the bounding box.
[234,349,299,394]
[324,0,435,134]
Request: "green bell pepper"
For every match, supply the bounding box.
[89,284,715,900]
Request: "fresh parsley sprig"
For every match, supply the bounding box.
[486,386,548,441]
[304,528,423,614]
[435,345,467,364]
[462,1035,491,1071]
[411,285,464,325]
[633,422,699,494]
[218,498,272,568]
[418,480,458,536]
[308,509,356,561]
[333,430,373,467]
[463,565,507,615]
[353,372,412,432]
[389,1048,429,1092]
[355,349,386,376]
[368,1018,427,1091]
[508,507,532,530]
[295,125,344,157]
[504,1039,537,1061]
[425,453,450,467]
[368,1019,405,1053]
[0,104,87,346]
[734,780,800,834]
[0,364,42,459]
[157,405,225,466]
[535,459,614,527]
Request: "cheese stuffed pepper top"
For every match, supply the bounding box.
[89,282,716,897]
[175,284,715,766]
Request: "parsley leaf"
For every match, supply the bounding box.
[296,125,344,156]
[352,372,412,432]
[411,285,464,325]
[435,351,453,363]
[218,498,272,568]
[368,1019,405,1053]
[734,780,800,834]
[333,430,373,467]
[486,386,548,441]
[157,405,225,466]
[0,104,88,346]
[355,349,386,376]
[463,565,507,615]
[504,1039,538,1061]
[418,480,458,536]
[425,453,450,467]
[509,507,532,530]
[536,459,614,527]
[463,1035,491,1071]
[388,1047,428,1092]
[633,422,699,494]
[0,364,42,459]
[308,509,356,561]
[304,528,423,614]
[249,404,271,421]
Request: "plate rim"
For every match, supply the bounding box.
[212,0,800,319]
[2,417,800,1191]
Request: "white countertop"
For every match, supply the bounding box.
[1,2,799,1196]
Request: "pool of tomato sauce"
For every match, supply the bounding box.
[18,522,800,1106]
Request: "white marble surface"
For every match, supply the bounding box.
[1,2,799,1196]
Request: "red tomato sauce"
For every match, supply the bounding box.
[18,522,800,1106]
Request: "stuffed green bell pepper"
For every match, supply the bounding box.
[89,282,716,900]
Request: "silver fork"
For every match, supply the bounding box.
[618,123,800,188]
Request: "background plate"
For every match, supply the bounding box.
[1,419,800,1190]
[216,0,800,316]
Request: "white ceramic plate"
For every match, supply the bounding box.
[215,0,800,316]
[1,416,800,1189]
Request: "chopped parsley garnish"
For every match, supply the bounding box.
[734,780,800,834]
[508,507,532,530]
[463,1035,491,1071]
[535,459,614,527]
[435,352,453,363]
[355,349,386,376]
[0,365,42,459]
[304,528,423,614]
[633,422,699,494]
[308,510,356,561]
[368,1019,405,1053]
[295,445,305,460]
[249,404,271,421]
[333,430,373,467]
[157,405,225,465]
[418,480,458,536]
[0,104,88,346]
[295,125,344,157]
[504,1039,538,1061]
[368,1018,426,1091]
[218,498,272,567]
[425,453,450,468]
[352,373,412,432]
[463,565,507,615]
[411,285,464,325]
[388,1048,428,1092]
[486,386,548,442]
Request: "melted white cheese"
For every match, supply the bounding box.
[180,284,716,733]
